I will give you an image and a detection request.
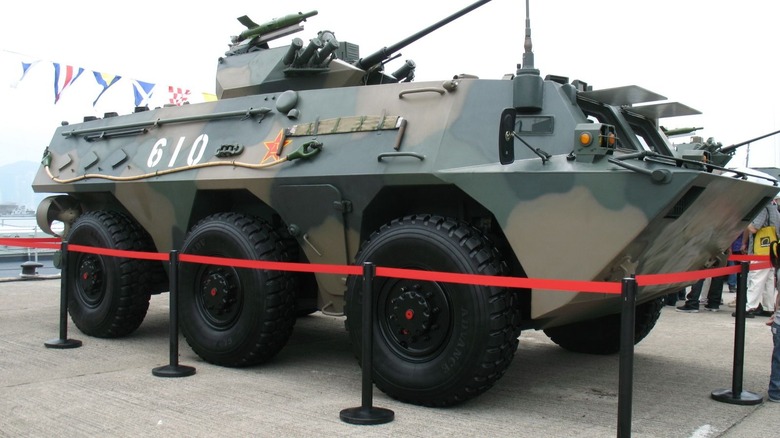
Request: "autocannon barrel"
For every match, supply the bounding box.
[354,0,492,70]
[719,128,780,154]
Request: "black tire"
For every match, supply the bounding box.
[543,297,665,354]
[345,214,519,407]
[179,212,295,367]
[67,211,154,338]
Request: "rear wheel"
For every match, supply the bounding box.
[543,297,665,354]
[345,215,519,406]
[67,210,154,338]
[179,212,295,367]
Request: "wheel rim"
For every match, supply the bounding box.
[196,265,243,329]
[75,254,105,308]
[377,278,452,361]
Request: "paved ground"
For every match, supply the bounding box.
[1,278,779,437]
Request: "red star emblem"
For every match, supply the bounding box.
[262,129,292,163]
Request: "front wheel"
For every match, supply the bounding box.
[67,211,155,338]
[345,215,519,407]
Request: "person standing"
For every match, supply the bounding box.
[738,198,780,318]
[676,274,726,312]
[727,235,743,294]
[767,286,780,402]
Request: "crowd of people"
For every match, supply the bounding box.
[670,195,780,403]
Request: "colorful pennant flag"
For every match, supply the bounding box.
[132,79,156,107]
[10,60,39,88]
[168,86,191,106]
[53,63,84,104]
[7,50,216,109]
[92,71,121,106]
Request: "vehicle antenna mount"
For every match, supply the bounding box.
[513,0,543,111]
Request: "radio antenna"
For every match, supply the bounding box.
[521,0,535,71]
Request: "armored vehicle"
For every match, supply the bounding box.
[32,0,778,406]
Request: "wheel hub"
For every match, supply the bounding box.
[199,267,239,327]
[390,286,433,339]
[77,256,104,305]
[383,282,449,357]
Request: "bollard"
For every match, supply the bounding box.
[711,261,762,405]
[340,262,394,425]
[153,250,196,377]
[44,241,82,349]
[20,261,43,278]
[617,276,636,438]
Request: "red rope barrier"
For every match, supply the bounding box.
[0,236,773,293]
[67,244,169,262]
[0,237,61,250]
[376,266,623,294]
[178,253,362,276]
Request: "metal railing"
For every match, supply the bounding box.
[0,217,62,262]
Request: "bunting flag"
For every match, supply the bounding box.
[168,85,191,106]
[92,71,121,106]
[10,60,39,88]
[132,79,156,107]
[6,51,215,108]
[53,63,84,104]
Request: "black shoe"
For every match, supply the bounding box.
[732,310,756,318]
[759,310,775,317]
[676,305,699,313]
[704,306,719,312]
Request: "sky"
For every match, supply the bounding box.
[1,0,779,170]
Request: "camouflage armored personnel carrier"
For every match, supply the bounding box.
[32,0,778,406]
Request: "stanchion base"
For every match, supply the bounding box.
[711,388,763,405]
[152,364,196,378]
[44,338,82,349]
[340,406,394,425]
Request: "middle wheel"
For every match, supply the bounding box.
[179,212,296,367]
[346,214,519,407]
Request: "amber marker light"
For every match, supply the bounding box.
[608,132,616,146]
[579,132,592,146]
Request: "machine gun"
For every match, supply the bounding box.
[673,128,780,167]
[719,128,780,154]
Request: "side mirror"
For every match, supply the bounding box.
[498,108,516,165]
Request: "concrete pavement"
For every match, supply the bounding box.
[1,279,779,437]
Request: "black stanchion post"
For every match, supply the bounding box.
[340,262,394,425]
[617,276,636,438]
[711,261,762,404]
[45,240,82,349]
[152,250,196,377]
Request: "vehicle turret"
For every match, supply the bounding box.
[216,1,492,98]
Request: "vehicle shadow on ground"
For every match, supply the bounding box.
[128,305,738,397]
